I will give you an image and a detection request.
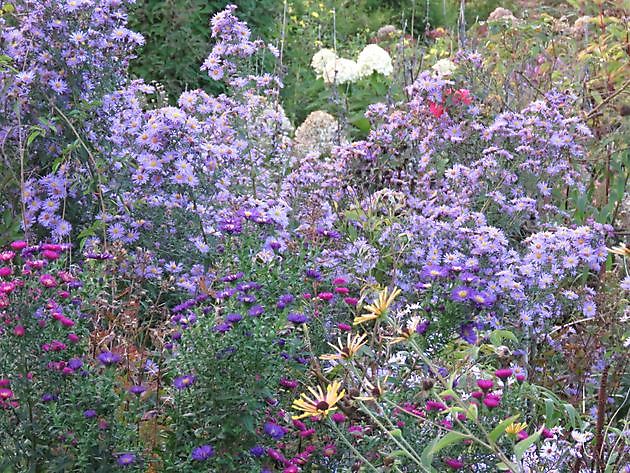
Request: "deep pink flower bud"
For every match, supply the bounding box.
[337,323,352,332]
[541,428,554,439]
[279,378,298,389]
[13,325,25,336]
[67,333,79,343]
[471,391,484,399]
[334,287,349,295]
[495,368,513,380]
[476,379,493,391]
[483,394,501,409]
[283,466,299,473]
[42,250,60,261]
[322,444,337,457]
[299,428,315,438]
[331,412,346,423]
[42,244,62,252]
[0,267,12,277]
[10,241,27,250]
[517,430,529,441]
[0,388,14,400]
[39,274,57,288]
[292,419,306,431]
[443,457,465,469]
[317,292,333,301]
[0,251,15,261]
[0,379,10,387]
[515,372,526,383]
[333,277,347,286]
[343,297,358,305]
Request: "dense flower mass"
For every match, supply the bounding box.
[0,2,627,472]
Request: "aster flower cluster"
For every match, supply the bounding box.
[1,0,143,239]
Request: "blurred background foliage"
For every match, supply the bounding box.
[128,0,510,122]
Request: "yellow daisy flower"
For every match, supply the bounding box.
[505,422,527,436]
[353,286,401,326]
[320,333,368,361]
[291,380,345,420]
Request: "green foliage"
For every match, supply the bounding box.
[128,0,282,99]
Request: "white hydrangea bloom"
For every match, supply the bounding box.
[311,48,338,76]
[356,44,393,78]
[321,57,360,85]
[432,58,457,77]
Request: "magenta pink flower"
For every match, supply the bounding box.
[443,457,465,469]
[331,412,346,423]
[483,394,501,409]
[10,240,27,250]
[477,379,494,391]
[0,388,14,400]
[39,274,57,288]
[495,368,513,380]
[322,444,337,457]
[317,292,334,301]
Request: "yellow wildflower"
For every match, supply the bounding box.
[353,286,401,326]
[320,333,367,361]
[291,381,345,420]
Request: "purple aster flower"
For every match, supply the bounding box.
[460,322,477,344]
[415,319,430,335]
[98,351,121,366]
[213,322,232,333]
[42,393,57,402]
[248,305,264,317]
[220,271,244,282]
[305,269,321,280]
[470,290,497,307]
[129,385,146,396]
[116,453,136,467]
[421,265,449,279]
[226,313,243,324]
[68,358,83,370]
[287,312,309,325]
[173,374,196,390]
[276,293,294,309]
[250,445,265,457]
[450,286,473,302]
[191,444,214,461]
[264,422,285,440]
[83,409,97,418]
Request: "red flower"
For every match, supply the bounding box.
[429,101,445,118]
[452,88,472,105]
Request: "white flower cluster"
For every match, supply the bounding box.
[311,44,393,85]
[356,44,393,78]
[431,58,457,77]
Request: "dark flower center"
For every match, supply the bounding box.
[316,401,330,411]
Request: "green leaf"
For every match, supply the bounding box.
[488,414,520,442]
[563,403,580,429]
[431,431,468,455]
[489,329,518,346]
[545,398,555,424]
[514,427,543,460]
[495,462,511,471]
[352,117,371,133]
